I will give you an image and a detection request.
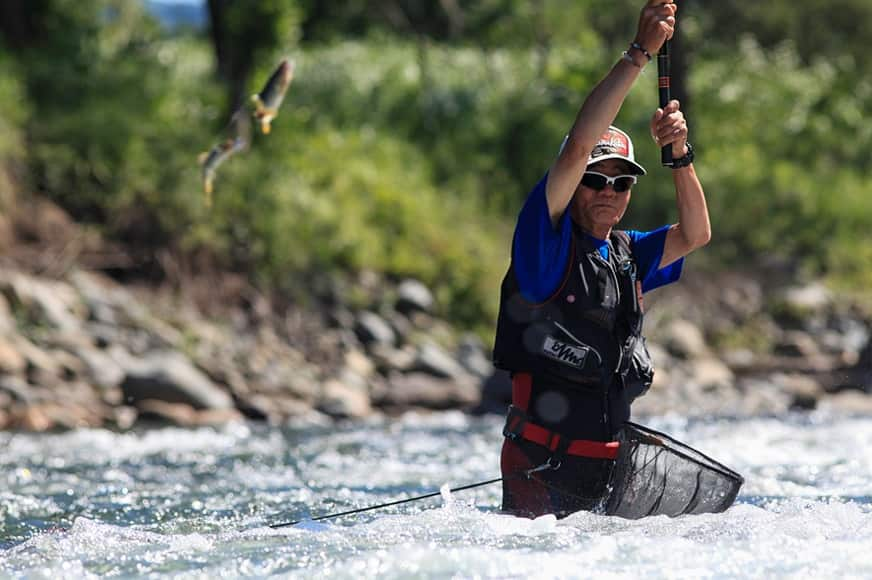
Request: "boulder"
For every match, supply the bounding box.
[661,319,709,359]
[773,330,821,358]
[75,345,127,390]
[686,357,736,392]
[120,351,233,410]
[354,311,396,348]
[318,374,372,419]
[0,336,26,375]
[381,372,479,409]
[782,282,831,314]
[456,335,494,379]
[395,279,435,315]
[0,293,13,334]
[412,342,469,380]
[0,272,83,333]
[819,391,872,414]
[0,375,35,404]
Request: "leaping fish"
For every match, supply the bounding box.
[251,59,295,135]
[198,136,246,206]
[197,109,250,206]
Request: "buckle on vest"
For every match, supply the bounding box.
[502,405,527,440]
[547,434,571,470]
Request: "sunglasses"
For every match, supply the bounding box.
[580,171,637,193]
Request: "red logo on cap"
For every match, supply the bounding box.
[599,129,629,156]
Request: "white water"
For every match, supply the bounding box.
[2,412,872,579]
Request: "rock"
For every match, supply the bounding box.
[195,408,245,426]
[270,396,324,421]
[412,342,469,380]
[722,348,756,371]
[318,376,372,418]
[344,348,375,379]
[819,318,869,360]
[369,344,416,373]
[782,282,831,313]
[256,360,321,402]
[819,391,872,414]
[854,337,872,386]
[12,335,62,386]
[0,272,83,333]
[661,319,709,359]
[456,335,494,379]
[686,357,735,392]
[0,336,26,375]
[75,345,128,390]
[381,372,479,409]
[0,375,35,404]
[774,330,821,358]
[11,404,54,432]
[734,378,792,415]
[354,311,396,348]
[42,402,103,430]
[325,307,355,330]
[0,293,14,334]
[69,270,120,325]
[395,279,435,315]
[136,399,198,426]
[386,312,413,345]
[775,373,823,410]
[110,406,138,430]
[120,351,234,410]
[720,277,764,321]
[136,400,243,427]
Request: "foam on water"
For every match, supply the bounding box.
[2,412,872,578]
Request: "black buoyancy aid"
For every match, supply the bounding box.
[492,227,649,439]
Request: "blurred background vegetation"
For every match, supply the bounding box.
[0,0,870,337]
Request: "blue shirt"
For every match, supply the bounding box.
[512,173,684,303]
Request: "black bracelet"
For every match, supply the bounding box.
[629,42,652,61]
[671,142,695,168]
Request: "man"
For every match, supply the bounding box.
[493,0,711,518]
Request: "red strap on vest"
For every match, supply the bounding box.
[517,422,619,459]
[508,373,619,460]
[511,373,533,411]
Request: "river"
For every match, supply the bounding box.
[2,411,872,579]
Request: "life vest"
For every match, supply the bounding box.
[492,226,652,440]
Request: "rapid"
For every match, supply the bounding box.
[2,411,872,579]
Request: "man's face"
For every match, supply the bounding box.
[572,159,634,232]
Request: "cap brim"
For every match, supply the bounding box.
[586,154,646,176]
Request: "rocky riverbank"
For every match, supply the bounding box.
[2,260,871,433]
[1,201,871,431]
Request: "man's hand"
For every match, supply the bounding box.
[651,99,688,158]
[634,0,677,56]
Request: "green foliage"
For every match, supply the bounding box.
[684,38,872,286]
[196,102,511,331]
[0,50,27,165]
[4,0,872,335]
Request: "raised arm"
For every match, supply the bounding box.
[545,0,677,227]
[651,100,711,268]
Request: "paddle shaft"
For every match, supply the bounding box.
[657,40,673,166]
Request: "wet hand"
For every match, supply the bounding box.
[650,99,688,158]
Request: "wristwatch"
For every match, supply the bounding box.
[671,142,694,168]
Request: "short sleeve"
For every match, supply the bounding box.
[626,225,684,293]
[511,173,573,303]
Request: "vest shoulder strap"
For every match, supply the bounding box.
[610,230,633,262]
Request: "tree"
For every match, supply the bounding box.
[206,0,300,114]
